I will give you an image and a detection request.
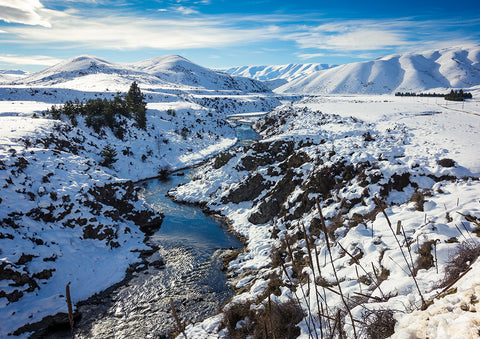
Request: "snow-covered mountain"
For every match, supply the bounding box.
[11,54,270,92]
[13,55,146,86]
[0,69,30,83]
[220,63,335,89]
[132,55,269,92]
[277,44,480,94]
[220,63,335,82]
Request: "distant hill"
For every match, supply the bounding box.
[10,55,270,93]
[0,69,30,83]
[277,44,480,94]
[220,63,336,89]
[132,55,269,92]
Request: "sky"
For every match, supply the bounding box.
[0,0,479,72]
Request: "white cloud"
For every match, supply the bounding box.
[1,4,477,59]
[0,54,63,66]
[285,20,411,52]
[174,6,199,15]
[0,0,65,27]
[7,13,281,50]
[285,18,480,54]
[296,53,326,60]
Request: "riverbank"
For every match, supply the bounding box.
[170,99,480,338]
[0,86,278,337]
[15,121,257,338]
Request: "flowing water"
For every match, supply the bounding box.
[71,123,258,338]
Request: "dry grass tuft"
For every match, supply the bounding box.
[414,240,435,275]
[222,299,304,339]
[439,242,480,288]
[361,308,396,339]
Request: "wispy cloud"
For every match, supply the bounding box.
[0,54,63,66]
[290,29,407,51]
[285,17,480,56]
[5,11,282,50]
[1,1,478,63]
[296,53,326,60]
[0,0,66,27]
[285,20,411,52]
[174,6,200,15]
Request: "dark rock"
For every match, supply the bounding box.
[83,224,114,241]
[0,262,39,294]
[4,289,23,302]
[12,312,80,338]
[248,170,301,224]
[149,259,165,269]
[437,158,455,168]
[221,173,269,204]
[239,140,295,171]
[33,269,55,280]
[16,253,38,265]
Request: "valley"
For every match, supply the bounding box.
[0,44,479,338]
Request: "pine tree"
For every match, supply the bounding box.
[126,81,147,129]
[99,144,118,167]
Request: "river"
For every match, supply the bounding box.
[70,122,259,338]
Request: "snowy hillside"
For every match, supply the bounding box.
[10,54,270,93]
[277,44,480,94]
[220,63,335,89]
[132,55,270,92]
[0,54,281,336]
[172,96,480,338]
[0,70,30,83]
[11,55,153,87]
[221,63,335,82]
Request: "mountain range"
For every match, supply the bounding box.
[3,54,269,93]
[275,44,480,94]
[218,63,336,89]
[1,44,479,95]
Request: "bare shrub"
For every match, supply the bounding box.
[222,299,304,339]
[222,301,254,339]
[414,240,435,275]
[409,189,432,211]
[361,308,396,339]
[157,165,171,181]
[439,242,480,288]
[254,299,304,339]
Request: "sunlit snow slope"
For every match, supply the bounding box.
[11,55,269,92]
[220,63,336,89]
[277,44,480,94]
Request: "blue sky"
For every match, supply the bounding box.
[0,0,479,71]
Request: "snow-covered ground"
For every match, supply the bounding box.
[0,69,280,336]
[1,46,480,338]
[171,94,480,338]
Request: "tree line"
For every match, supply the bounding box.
[394,92,445,97]
[395,89,472,101]
[444,89,473,101]
[45,82,147,139]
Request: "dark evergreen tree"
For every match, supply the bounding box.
[44,82,149,136]
[126,81,147,129]
[99,144,118,167]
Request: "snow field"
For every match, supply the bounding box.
[171,97,480,338]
